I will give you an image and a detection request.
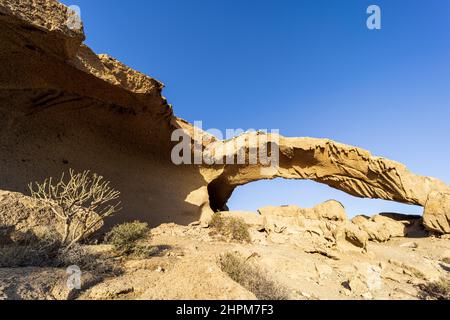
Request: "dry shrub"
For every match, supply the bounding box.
[210,214,251,243]
[0,229,121,275]
[418,277,450,300]
[0,231,61,267]
[105,221,152,258]
[29,169,121,248]
[56,243,123,276]
[442,257,450,265]
[218,252,289,300]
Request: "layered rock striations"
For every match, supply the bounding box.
[0,0,205,227]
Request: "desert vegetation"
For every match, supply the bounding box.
[418,277,450,300]
[218,252,289,300]
[0,230,61,268]
[29,169,121,248]
[210,214,251,243]
[1,170,157,273]
[105,221,155,258]
[1,170,123,274]
[0,232,121,276]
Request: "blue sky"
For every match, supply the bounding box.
[61,0,450,216]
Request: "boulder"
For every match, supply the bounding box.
[334,221,368,251]
[258,205,304,234]
[352,214,406,242]
[258,203,345,237]
[371,215,406,238]
[258,205,301,218]
[257,202,368,250]
[259,200,346,223]
[311,200,347,221]
[378,213,426,237]
[423,192,450,234]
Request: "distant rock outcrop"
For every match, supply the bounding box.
[225,202,425,251]
[423,192,450,234]
[0,0,449,233]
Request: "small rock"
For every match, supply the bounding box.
[400,241,418,248]
[300,291,312,299]
[305,245,340,260]
[345,277,369,296]
[88,283,134,300]
[315,264,333,279]
[362,292,373,300]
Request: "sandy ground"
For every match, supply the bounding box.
[2,223,448,300]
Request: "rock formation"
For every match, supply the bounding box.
[225,201,424,251]
[202,135,449,224]
[423,192,450,234]
[0,0,205,228]
[0,0,449,233]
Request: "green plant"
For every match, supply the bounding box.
[210,214,251,243]
[29,169,121,248]
[210,213,225,231]
[218,252,289,300]
[418,277,450,300]
[106,221,150,257]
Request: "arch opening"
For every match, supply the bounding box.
[215,178,422,218]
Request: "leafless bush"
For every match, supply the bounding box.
[218,252,289,300]
[29,169,121,248]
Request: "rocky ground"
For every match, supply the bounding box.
[1,217,449,300]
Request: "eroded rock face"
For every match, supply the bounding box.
[0,0,205,228]
[224,202,425,250]
[203,134,449,227]
[0,0,84,59]
[351,215,407,243]
[0,0,449,233]
[334,221,369,250]
[258,200,347,227]
[423,192,450,234]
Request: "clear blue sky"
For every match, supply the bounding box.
[61,0,450,216]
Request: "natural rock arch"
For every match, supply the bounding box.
[0,0,448,233]
[201,134,449,219]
